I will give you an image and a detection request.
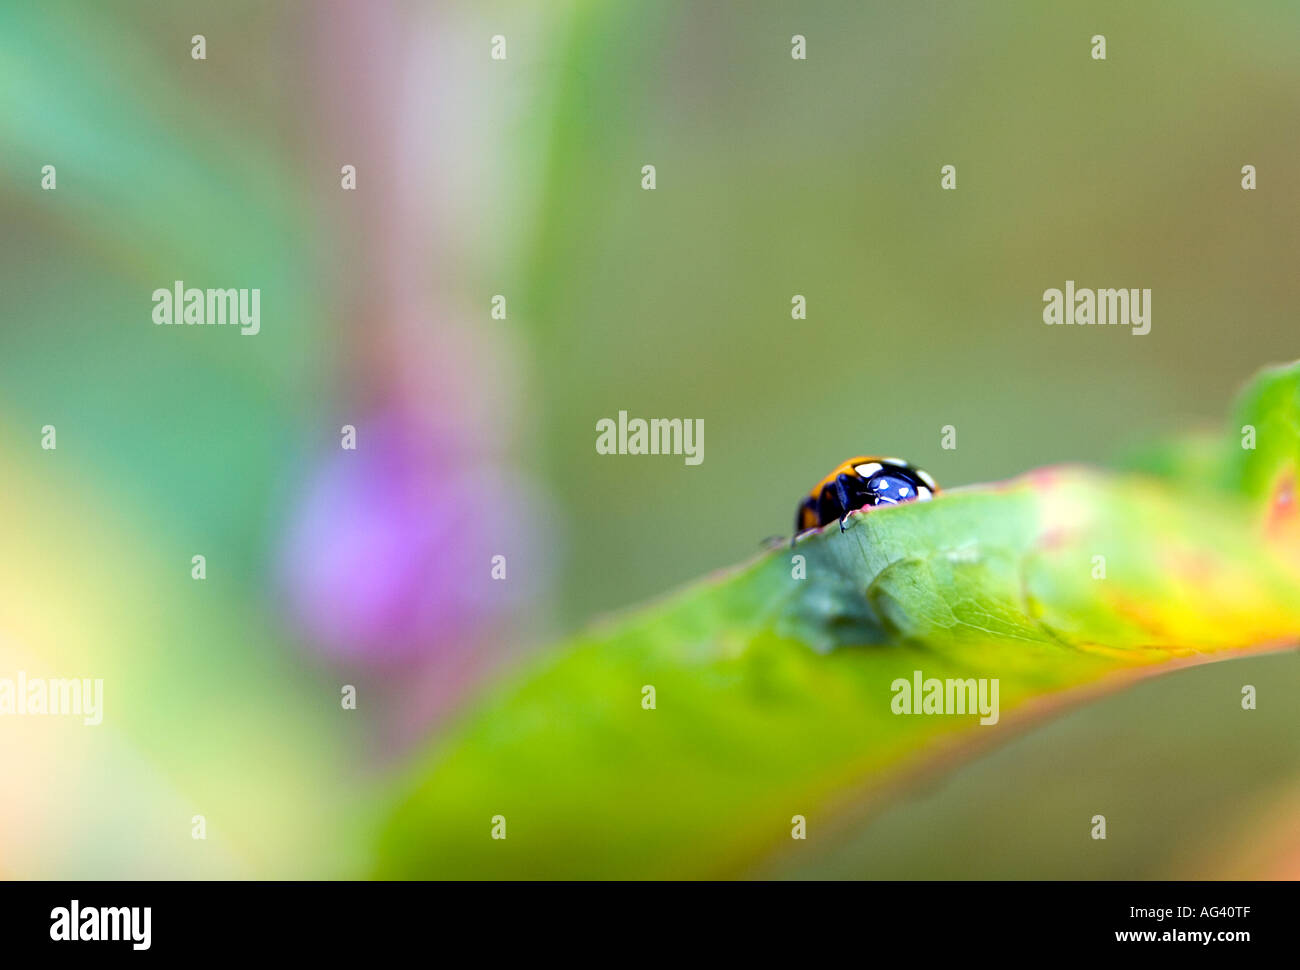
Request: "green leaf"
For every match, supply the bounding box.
[376,362,1300,878]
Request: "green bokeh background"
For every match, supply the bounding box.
[526,0,1299,625]
[0,0,1296,877]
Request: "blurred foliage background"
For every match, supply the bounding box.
[0,0,1296,877]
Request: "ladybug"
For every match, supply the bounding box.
[795,456,939,536]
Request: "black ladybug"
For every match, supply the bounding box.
[795,456,939,535]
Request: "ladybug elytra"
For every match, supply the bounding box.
[795,456,939,536]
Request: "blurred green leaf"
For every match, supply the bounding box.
[377,362,1300,877]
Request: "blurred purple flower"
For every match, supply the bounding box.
[279,413,551,664]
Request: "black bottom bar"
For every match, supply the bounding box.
[0,880,1289,956]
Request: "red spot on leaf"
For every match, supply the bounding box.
[1268,471,1297,534]
[1038,527,1066,549]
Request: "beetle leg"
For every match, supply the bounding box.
[834,475,856,532]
